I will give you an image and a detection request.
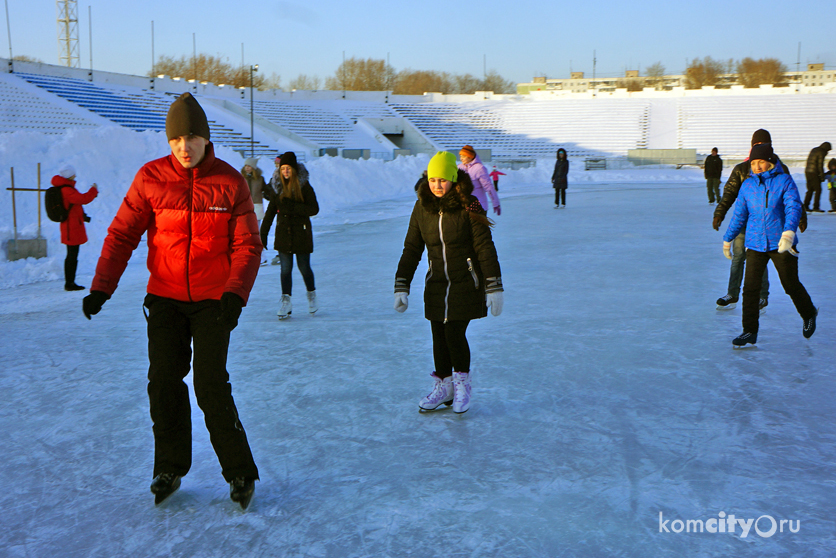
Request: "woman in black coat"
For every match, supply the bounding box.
[260,152,319,318]
[551,148,569,207]
[395,152,503,414]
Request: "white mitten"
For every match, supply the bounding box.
[486,292,503,316]
[723,241,733,260]
[394,292,408,313]
[777,231,795,253]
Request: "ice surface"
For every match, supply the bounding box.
[0,129,834,557]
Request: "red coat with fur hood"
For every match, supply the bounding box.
[53,175,98,246]
[91,143,262,304]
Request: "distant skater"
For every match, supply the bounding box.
[826,159,836,212]
[489,166,506,192]
[458,145,501,215]
[704,147,722,204]
[722,143,817,347]
[551,148,569,208]
[803,142,831,212]
[395,152,503,414]
[52,165,98,291]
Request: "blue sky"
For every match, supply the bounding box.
[4,0,835,86]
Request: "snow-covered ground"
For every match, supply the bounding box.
[1,128,834,557]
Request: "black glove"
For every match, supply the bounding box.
[83,291,110,320]
[83,213,91,223]
[218,292,244,331]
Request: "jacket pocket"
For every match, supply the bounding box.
[467,258,479,289]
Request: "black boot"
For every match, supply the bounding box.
[229,477,255,510]
[803,308,818,339]
[150,473,181,505]
[64,247,84,290]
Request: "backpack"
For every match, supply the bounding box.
[45,185,71,222]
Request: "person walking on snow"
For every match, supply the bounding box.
[395,151,503,414]
[458,145,501,215]
[260,151,320,319]
[52,165,98,291]
[704,147,723,204]
[722,143,817,347]
[551,148,569,208]
[82,92,262,509]
[489,166,506,192]
[241,158,274,265]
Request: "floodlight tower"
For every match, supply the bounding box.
[56,0,79,68]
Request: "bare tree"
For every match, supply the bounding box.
[324,57,396,91]
[392,69,453,95]
[452,73,483,94]
[737,57,789,88]
[149,54,266,89]
[616,78,645,92]
[262,72,283,91]
[645,62,665,90]
[481,70,516,94]
[685,56,724,89]
[288,74,322,91]
[12,55,44,63]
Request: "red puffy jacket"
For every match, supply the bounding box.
[53,176,98,246]
[91,143,262,304]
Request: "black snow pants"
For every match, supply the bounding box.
[144,294,258,482]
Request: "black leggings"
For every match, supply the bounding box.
[554,188,566,206]
[430,320,470,378]
[64,244,79,287]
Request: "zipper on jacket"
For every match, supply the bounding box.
[439,211,451,323]
[186,169,194,302]
[467,257,479,289]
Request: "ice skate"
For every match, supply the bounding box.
[759,298,768,315]
[803,308,818,339]
[452,371,471,414]
[418,373,453,411]
[229,477,255,510]
[277,295,292,320]
[150,473,181,505]
[732,331,757,348]
[716,294,738,310]
[306,290,318,315]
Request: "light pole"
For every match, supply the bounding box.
[250,63,258,158]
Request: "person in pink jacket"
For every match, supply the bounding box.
[52,165,98,291]
[489,166,506,192]
[458,145,501,215]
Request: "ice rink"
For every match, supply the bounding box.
[1,181,834,557]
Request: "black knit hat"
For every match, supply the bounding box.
[749,143,777,164]
[279,151,298,171]
[166,92,210,141]
[751,129,771,146]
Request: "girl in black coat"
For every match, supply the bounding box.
[260,152,319,318]
[395,152,503,414]
[551,148,569,207]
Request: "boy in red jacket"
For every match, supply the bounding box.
[83,93,262,509]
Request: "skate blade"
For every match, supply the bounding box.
[418,401,453,413]
[732,344,756,350]
[233,492,254,510]
[277,312,292,320]
[716,304,737,310]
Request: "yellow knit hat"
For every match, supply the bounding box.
[427,151,458,182]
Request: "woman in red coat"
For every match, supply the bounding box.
[53,165,98,291]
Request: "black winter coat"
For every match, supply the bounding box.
[703,154,723,179]
[805,144,831,181]
[260,165,319,254]
[712,158,806,232]
[396,172,501,322]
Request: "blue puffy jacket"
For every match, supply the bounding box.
[723,164,802,252]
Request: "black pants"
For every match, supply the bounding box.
[279,251,315,295]
[493,179,499,192]
[430,320,470,378]
[742,250,815,334]
[145,294,258,482]
[554,188,566,206]
[803,173,822,210]
[64,244,79,287]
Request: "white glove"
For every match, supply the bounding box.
[777,231,795,254]
[723,241,733,260]
[394,292,408,313]
[486,291,503,316]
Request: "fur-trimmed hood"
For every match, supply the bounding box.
[416,169,479,214]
